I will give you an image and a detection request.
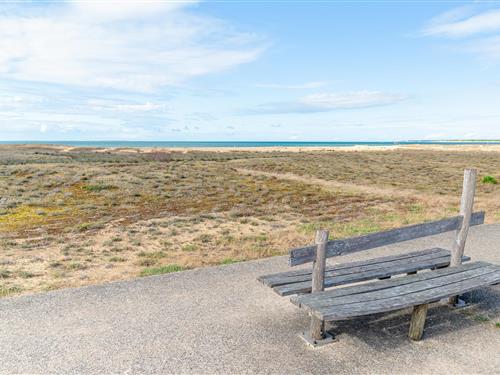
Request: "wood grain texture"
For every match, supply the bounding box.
[274,253,471,296]
[309,230,328,340]
[408,304,428,341]
[296,263,496,312]
[258,248,444,285]
[262,248,450,287]
[307,264,500,321]
[290,261,488,307]
[450,169,477,304]
[289,211,485,266]
[450,169,477,268]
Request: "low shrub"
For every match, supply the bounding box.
[481,175,498,184]
[82,184,116,192]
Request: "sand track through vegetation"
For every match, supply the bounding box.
[235,168,455,204]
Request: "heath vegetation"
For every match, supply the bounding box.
[0,145,498,297]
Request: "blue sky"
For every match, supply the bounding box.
[1,1,500,141]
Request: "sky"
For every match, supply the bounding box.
[1,1,500,141]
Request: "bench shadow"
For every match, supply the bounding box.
[326,286,500,350]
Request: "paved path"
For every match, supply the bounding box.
[1,224,500,374]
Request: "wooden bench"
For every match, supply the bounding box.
[258,169,500,346]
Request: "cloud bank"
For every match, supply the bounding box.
[423,8,500,37]
[0,1,265,92]
[422,7,500,63]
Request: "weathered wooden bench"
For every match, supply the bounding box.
[258,169,500,346]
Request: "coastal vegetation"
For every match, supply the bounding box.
[482,175,498,184]
[0,145,499,297]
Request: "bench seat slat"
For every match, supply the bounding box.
[301,262,500,321]
[275,255,467,296]
[291,261,487,307]
[258,248,444,285]
[270,249,470,296]
[261,248,454,288]
[294,262,494,311]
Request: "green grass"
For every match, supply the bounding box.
[220,258,240,265]
[495,322,500,328]
[181,243,198,252]
[481,175,498,184]
[138,251,166,259]
[82,184,116,192]
[140,264,184,277]
[76,221,105,232]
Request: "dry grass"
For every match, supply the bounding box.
[0,145,498,297]
[233,149,500,219]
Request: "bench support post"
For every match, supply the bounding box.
[408,303,428,341]
[449,168,477,305]
[301,230,335,347]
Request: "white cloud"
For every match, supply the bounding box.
[0,1,265,92]
[87,99,167,112]
[0,94,45,109]
[254,81,329,89]
[0,109,157,139]
[423,9,500,37]
[422,7,500,63]
[300,91,407,109]
[249,90,407,114]
[70,1,192,22]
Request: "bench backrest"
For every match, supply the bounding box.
[289,168,481,267]
[289,211,484,266]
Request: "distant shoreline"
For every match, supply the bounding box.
[2,140,500,149]
[3,142,500,154]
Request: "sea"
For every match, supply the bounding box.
[0,140,499,148]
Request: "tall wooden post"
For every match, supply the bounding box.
[449,168,477,305]
[309,229,329,341]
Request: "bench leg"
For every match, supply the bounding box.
[300,315,336,347]
[408,303,428,341]
[299,230,336,348]
[310,315,325,340]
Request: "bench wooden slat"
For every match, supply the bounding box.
[261,248,451,287]
[319,270,500,321]
[273,253,471,296]
[258,248,444,285]
[291,261,487,307]
[295,262,495,311]
[307,263,500,321]
[289,211,485,266]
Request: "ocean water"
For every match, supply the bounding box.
[1,140,499,148]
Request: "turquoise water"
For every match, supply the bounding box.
[1,140,499,148]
